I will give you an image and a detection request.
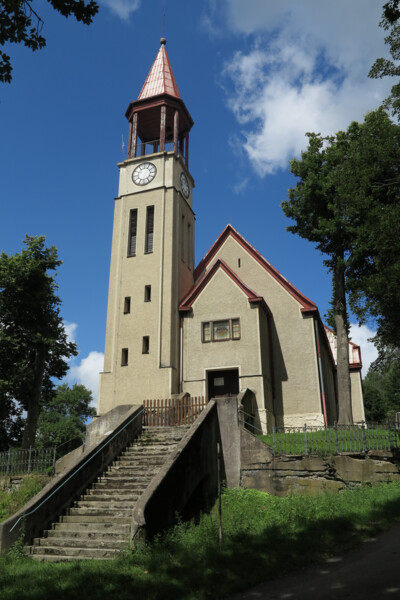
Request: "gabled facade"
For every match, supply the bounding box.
[98,41,365,432]
[179,225,364,431]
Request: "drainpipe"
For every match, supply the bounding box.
[179,315,183,393]
[315,320,328,427]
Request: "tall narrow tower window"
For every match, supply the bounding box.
[144,285,151,302]
[128,209,138,257]
[121,348,129,366]
[124,297,131,314]
[145,206,154,253]
[142,336,150,354]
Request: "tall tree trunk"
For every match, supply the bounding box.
[334,261,353,425]
[21,347,46,449]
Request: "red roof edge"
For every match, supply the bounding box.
[179,258,271,316]
[323,324,363,370]
[194,225,317,312]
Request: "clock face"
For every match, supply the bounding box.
[132,162,157,186]
[180,172,190,198]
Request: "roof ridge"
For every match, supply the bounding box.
[194,225,317,312]
[179,258,270,313]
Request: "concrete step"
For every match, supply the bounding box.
[30,554,110,562]
[55,518,131,528]
[112,458,165,467]
[46,529,127,541]
[33,537,127,550]
[66,507,133,518]
[92,480,147,491]
[107,463,160,471]
[100,471,154,481]
[29,545,121,559]
[121,449,173,457]
[74,500,135,510]
[82,491,140,501]
[59,514,131,524]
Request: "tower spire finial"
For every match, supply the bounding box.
[160,11,166,45]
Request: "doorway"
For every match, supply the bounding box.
[207,368,239,399]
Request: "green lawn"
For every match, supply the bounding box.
[258,426,400,455]
[2,481,400,599]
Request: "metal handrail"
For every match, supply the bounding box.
[55,436,85,452]
[10,406,144,533]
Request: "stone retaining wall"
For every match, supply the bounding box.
[240,428,400,496]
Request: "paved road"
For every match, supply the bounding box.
[226,524,400,599]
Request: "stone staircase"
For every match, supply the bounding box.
[26,426,189,561]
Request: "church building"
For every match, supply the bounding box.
[98,39,365,432]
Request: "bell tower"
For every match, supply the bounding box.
[98,39,195,414]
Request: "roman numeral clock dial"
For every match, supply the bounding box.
[132,162,156,186]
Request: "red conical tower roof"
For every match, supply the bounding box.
[138,39,181,100]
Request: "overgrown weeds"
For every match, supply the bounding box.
[1,482,400,599]
[0,475,49,522]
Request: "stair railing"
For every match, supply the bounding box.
[9,406,144,534]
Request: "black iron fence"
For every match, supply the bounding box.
[0,447,56,476]
[259,422,400,456]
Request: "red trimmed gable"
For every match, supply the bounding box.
[324,325,363,370]
[194,225,317,313]
[179,258,271,316]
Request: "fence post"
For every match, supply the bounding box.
[361,420,367,453]
[272,426,277,455]
[303,424,308,456]
[334,421,339,453]
[28,446,32,474]
[52,447,57,476]
[6,449,11,476]
[388,427,392,452]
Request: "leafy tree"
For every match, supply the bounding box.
[340,110,400,349]
[0,0,98,83]
[0,396,23,451]
[0,235,77,449]
[282,131,354,424]
[36,383,96,451]
[282,108,400,424]
[369,1,400,118]
[363,346,400,422]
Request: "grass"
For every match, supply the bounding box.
[1,481,400,599]
[258,426,400,455]
[0,475,49,522]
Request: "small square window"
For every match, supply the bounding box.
[121,348,128,366]
[144,285,151,302]
[124,297,131,314]
[142,336,149,354]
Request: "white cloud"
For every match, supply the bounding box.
[64,321,78,344]
[218,0,392,174]
[100,0,141,21]
[67,351,104,410]
[349,323,378,378]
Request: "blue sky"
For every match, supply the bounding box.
[0,0,392,405]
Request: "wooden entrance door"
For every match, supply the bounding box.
[208,369,239,399]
